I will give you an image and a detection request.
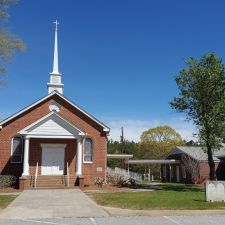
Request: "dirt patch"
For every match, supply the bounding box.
[83,184,156,194]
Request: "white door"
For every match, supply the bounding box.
[42,147,65,175]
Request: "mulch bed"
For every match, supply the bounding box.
[0,188,21,193]
[83,183,157,193]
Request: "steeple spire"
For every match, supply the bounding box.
[52,20,59,74]
[47,20,64,94]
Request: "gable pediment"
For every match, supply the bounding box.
[19,112,85,138]
[0,91,110,133]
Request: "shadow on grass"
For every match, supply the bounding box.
[194,199,206,202]
[156,183,204,192]
[123,182,204,192]
[135,184,162,190]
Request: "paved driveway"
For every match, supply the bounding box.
[0,189,108,219]
[1,215,225,225]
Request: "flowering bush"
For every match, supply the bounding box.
[106,173,137,187]
[0,175,17,188]
[94,177,105,188]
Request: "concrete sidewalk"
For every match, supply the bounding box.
[0,189,108,219]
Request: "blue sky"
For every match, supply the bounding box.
[1,0,225,141]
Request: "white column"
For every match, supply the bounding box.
[148,168,151,182]
[76,138,83,176]
[22,137,30,176]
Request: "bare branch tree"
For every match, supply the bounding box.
[181,154,200,177]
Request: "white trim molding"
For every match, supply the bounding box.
[26,135,76,139]
[40,143,67,148]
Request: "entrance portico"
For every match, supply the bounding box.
[19,112,85,179]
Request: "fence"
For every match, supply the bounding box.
[107,167,142,182]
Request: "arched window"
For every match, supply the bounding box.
[11,136,23,163]
[84,138,93,163]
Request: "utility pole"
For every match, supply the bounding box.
[120,127,125,168]
[120,127,124,144]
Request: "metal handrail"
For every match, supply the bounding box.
[34,161,38,188]
[67,162,69,187]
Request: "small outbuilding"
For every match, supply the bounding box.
[162,146,225,184]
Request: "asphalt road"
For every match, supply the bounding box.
[0,215,225,225]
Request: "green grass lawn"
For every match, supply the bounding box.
[0,195,17,209]
[91,183,225,210]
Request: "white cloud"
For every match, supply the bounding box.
[105,117,197,142]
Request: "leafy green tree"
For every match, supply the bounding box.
[135,126,184,175]
[171,53,225,180]
[0,0,25,83]
[139,125,184,158]
[185,140,201,146]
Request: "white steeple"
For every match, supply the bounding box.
[47,20,64,94]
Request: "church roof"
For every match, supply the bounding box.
[168,146,220,162]
[0,91,110,133]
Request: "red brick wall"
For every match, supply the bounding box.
[199,161,219,179]
[0,94,108,186]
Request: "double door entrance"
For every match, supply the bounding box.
[41,144,65,175]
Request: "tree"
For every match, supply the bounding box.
[185,140,200,146]
[0,0,25,83]
[181,154,200,183]
[136,126,184,175]
[140,125,184,158]
[171,53,225,180]
[107,139,139,169]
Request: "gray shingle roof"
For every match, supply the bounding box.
[214,148,225,158]
[169,146,220,161]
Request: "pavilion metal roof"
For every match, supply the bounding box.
[126,159,180,164]
[107,154,133,159]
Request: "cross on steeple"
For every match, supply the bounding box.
[53,20,59,32]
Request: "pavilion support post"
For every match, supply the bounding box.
[148,168,151,182]
[169,164,172,183]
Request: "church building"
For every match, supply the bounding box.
[0,21,110,189]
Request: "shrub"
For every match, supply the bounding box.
[94,177,105,188]
[106,173,137,187]
[106,173,126,185]
[0,175,17,188]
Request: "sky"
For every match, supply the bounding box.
[1,0,225,142]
